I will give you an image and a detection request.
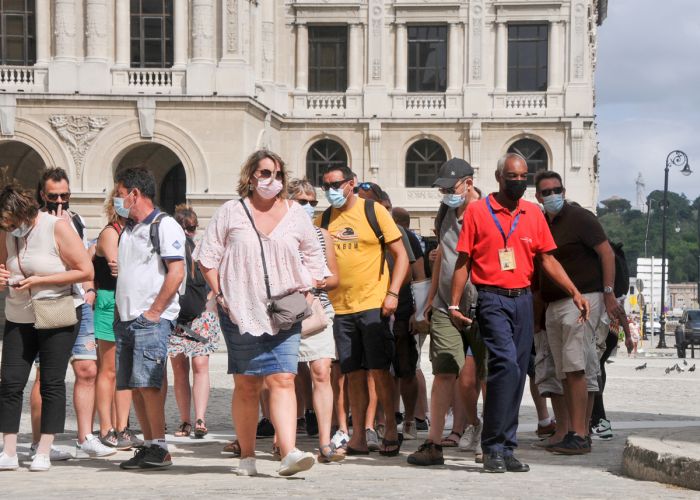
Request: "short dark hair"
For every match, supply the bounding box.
[174,203,197,230]
[39,167,70,191]
[534,170,563,192]
[323,165,353,180]
[115,167,156,200]
[0,183,39,230]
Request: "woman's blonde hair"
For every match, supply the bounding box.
[237,149,288,199]
[287,178,315,200]
[103,186,121,225]
[0,183,38,230]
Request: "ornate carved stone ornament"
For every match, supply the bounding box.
[227,0,239,54]
[49,115,108,179]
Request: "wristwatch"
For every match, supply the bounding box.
[603,286,614,294]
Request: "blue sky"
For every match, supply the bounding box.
[596,0,700,207]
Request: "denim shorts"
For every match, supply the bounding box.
[115,314,174,390]
[72,302,97,361]
[218,307,301,376]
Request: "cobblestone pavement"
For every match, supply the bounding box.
[1,348,700,498]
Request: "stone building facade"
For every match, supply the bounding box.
[0,0,606,235]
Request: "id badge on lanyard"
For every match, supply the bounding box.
[486,196,520,272]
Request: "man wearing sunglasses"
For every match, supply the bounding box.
[317,165,409,456]
[533,171,628,455]
[29,167,115,460]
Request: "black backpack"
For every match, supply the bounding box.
[609,240,630,298]
[177,236,208,323]
[320,199,386,277]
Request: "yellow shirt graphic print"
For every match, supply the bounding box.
[316,199,402,315]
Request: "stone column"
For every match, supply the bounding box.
[348,23,362,92]
[35,0,50,65]
[447,22,461,91]
[115,0,130,67]
[85,0,108,61]
[192,0,215,63]
[494,20,507,92]
[394,22,407,92]
[173,0,188,68]
[548,20,563,91]
[54,0,76,61]
[295,23,308,92]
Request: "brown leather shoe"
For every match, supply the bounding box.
[407,440,444,466]
[536,420,556,438]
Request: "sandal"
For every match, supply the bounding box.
[194,419,208,439]
[440,431,462,447]
[271,443,281,461]
[379,434,404,457]
[223,439,241,457]
[318,443,346,464]
[174,421,192,437]
[346,446,370,456]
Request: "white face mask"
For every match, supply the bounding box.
[10,223,31,238]
[256,177,283,199]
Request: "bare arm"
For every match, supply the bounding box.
[593,240,625,322]
[143,258,185,321]
[422,245,442,320]
[382,238,409,317]
[540,252,590,321]
[411,256,426,282]
[320,228,339,291]
[0,232,9,291]
[449,251,472,327]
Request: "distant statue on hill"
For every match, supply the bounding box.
[636,172,646,213]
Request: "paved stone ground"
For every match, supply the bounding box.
[1,347,700,498]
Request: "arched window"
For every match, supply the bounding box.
[0,0,36,66]
[305,139,348,187]
[507,138,548,186]
[405,139,447,188]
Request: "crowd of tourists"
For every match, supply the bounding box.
[0,150,632,475]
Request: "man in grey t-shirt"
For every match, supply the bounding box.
[407,158,485,466]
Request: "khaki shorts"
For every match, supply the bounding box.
[429,309,486,377]
[545,293,602,392]
[533,330,563,397]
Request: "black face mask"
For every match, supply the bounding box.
[46,201,69,213]
[503,179,528,201]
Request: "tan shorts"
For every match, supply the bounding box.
[298,312,336,362]
[533,330,563,397]
[545,293,601,392]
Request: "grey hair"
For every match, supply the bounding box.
[497,152,528,174]
[287,178,316,199]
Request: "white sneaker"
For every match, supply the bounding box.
[330,430,350,449]
[29,453,51,472]
[30,443,72,462]
[75,434,118,458]
[591,418,614,440]
[235,457,258,476]
[0,452,19,470]
[458,421,482,452]
[402,420,417,440]
[278,448,315,477]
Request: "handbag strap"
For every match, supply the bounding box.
[14,236,32,297]
[239,199,272,301]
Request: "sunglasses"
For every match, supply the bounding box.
[321,178,351,191]
[438,178,468,195]
[45,192,71,201]
[297,199,318,207]
[185,225,198,233]
[539,187,564,197]
[256,169,284,181]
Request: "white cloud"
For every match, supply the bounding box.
[596,0,700,205]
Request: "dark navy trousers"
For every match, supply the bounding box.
[476,289,533,456]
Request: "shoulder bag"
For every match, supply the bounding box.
[239,199,312,331]
[15,238,78,330]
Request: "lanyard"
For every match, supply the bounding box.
[486,195,521,248]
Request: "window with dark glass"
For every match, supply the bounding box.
[507,24,548,92]
[308,26,347,92]
[407,25,447,93]
[0,0,36,66]
[507,139,548,186]
[130,0,173,68]
[405,139,447,188]
[306,139,348,187]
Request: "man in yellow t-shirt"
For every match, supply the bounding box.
[317,165,409,456]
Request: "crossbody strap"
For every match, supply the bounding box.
[14,236,32,297]
[239,199,272,301]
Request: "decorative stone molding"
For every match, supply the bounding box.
[369,120,381,172]
[368,0,383,83]
[85,0,108,60]
[0,95,17,137]
[470,1,484,81]
[54,0,76,60]
[571,1,586,81]
[49,115,108,179]
[469,121,482,170]
[137,98,156,139]
[226,0,239,54]
[192,0,215,62]
[571,123,584,170]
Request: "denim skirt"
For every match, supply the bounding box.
[218,306,301,376]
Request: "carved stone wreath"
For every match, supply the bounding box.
[49,115,108,179]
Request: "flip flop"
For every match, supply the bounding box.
[194,419,208,439]
[379,433,404,457]
[440,431,462,447]
[174,421,192,437]
[346,446,370,456]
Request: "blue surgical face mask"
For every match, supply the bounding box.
[325,187,347,209]
[542,193,565,214]
[10,223,31,238]
[442,193,466,208]
[302,202,316,219]
[113,197,131,219]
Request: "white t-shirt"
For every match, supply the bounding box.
[115,210,186,321]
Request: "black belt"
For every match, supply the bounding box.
[476,285,530,298]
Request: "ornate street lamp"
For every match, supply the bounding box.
[659,150,691,348]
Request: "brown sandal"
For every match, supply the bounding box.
[223,439,241,457]
[440,431,462,447]
[194,419,208,438]
[174,421,192,437]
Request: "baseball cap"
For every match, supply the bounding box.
[432,158,475,188]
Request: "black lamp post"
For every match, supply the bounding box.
[659,150,691,348]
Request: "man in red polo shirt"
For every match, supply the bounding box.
[450,153,589,473]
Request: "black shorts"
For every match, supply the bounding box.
[393,319,418,378]
[333,309,394,374]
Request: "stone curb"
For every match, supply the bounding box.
[622,428,700,491]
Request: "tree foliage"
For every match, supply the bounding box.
[598,192,700,283]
